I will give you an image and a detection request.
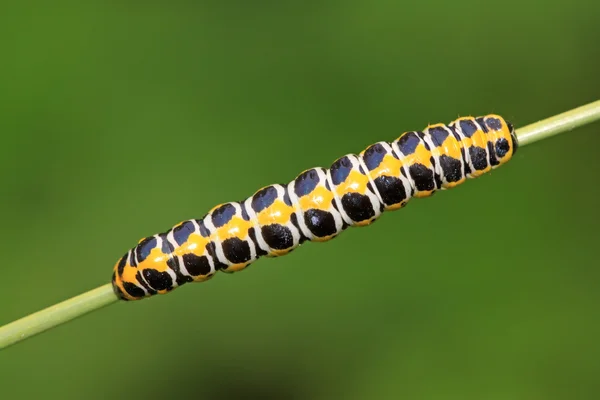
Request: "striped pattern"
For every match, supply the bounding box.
[112,114,518,300]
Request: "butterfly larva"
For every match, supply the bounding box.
[112,115,518,300]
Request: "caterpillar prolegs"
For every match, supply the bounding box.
[112,115,518,300]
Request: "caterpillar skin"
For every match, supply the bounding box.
[112,115,518,301]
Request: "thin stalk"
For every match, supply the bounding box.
[1,99,599,351]
[515,100,600,145]
[0,284,116,350]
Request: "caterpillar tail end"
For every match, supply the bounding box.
[111,257,147,301]
[111,271,134,301]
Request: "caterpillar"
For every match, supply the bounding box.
[112,114,518,301]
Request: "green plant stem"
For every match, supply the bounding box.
[1,99,599,351]
[0,284,117,350]
[515,100,600,146]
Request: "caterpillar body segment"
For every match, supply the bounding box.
[112,114,518,300]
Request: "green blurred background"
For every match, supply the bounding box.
[1,1,599,399]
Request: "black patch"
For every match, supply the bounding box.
[135,236,157,263]
[487,141,500,166]
[434,173,443,189]
[428,127,449,146]
[476,117,489,133]
[396,132,420,155]
[240,204,250,221]
[212,203,237,227]
[159,232,174,254]
[135,270,154,292]
[460,148,472,175]
[358,164,366,175]
[509,127,519,155]
[196,218,211,237]
[485,117,502,130]
[221,237,252,264]
[469,147,488,170]
[262,224,294,250]
[128,249,137,267]
[112,279,127,301]
[363,143,386,170]
[117,253,128,275]
[182,253,212,277]
[451,126,470,174]
[439,155,463,183]
[304,209,337,238]
[331,199,340,211]
[341,192,375,222]
[409,164,435,192]
[167,257,193,285]
[173,220,195,246]
[459,120,478,137]
[418,132,431,150]
[206,242,228,271]
[495,138,510,158]
[289,212,301,230]
[448,124,462,141]
[289,212,306,242]
[400,166,408,178]
[324,179,331,191]
[294,169,319,197]
[330,156,352,185]
[248,227,268,256]
[252,186,278,213]
[122,281,146,299]
[282,187,292,206]
[430,154,440,189]
[142,269,173,292]
[166,256,178,270]
[366,181,375,194]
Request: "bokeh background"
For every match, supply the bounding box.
[1,1,599,399]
